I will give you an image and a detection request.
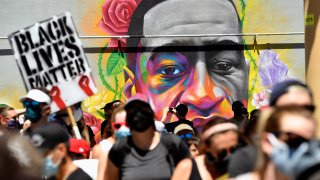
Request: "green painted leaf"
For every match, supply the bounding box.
[106,51,127,76]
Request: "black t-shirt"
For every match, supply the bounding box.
[109,134,190,180]
[66,168,92,180]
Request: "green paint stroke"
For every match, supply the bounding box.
[98,43,116,93]
[139,53,149,83]
[239,0,258,99]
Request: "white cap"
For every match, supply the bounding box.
[174,123,194,134]
[20,89,51,104]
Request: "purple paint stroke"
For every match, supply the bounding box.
[258,50,288,87]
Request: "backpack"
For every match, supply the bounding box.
[114,133,184,174]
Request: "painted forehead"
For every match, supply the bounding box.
[143,0,241,34]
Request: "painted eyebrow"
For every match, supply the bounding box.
[148,39,244,61]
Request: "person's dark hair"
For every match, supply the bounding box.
[186,136,200,148]
[126,0,242,72]
[175,104,188,118]
[232,101,245,115]
[125,100,155,130]
[242,109,261,144]
[100,120,112,139]
[0,130,42,179]
[269,80,313,106]
[101,100,123,139]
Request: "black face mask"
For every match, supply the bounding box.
[205,152,230,174]
[127,112,154,132]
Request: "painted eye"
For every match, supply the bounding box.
[160,66,182,76]
[212,62,233,71]
[207,60,236,75]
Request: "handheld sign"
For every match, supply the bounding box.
[8,12,97,113]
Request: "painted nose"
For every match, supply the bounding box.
[179,61,224,111]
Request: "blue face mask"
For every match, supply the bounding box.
[267,133,310,176]
[43,155,61,178]
[25,106,42,123]
[115,126,131,139]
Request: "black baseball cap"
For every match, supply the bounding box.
[30,123,70,150]
[101,100,122,110]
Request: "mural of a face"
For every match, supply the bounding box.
[126,0,248,128]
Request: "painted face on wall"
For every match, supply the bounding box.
[128,0,248,128]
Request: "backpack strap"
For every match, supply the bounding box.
[161,133,181,173]
[112,136,132,168]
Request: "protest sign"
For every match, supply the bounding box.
[8,12,97,112]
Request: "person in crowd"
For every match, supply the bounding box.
[97,100,123,143]
[101,100,123,121]
[233,105,317,179]
[228,79,315,178]
[186,137,200,158]
[172,116,243,180]
[105,100,190,179]
[54,102,96,147]
[174,123,195,141]
[242,109,261,144]
[0,104,24,131]
[123,0,249,129]
[0,129,42,180]
[30,123,92,180]
[93,105,130,180]
[69,138,91,160]
[229,101,248,128]
[165,104,195,133]
[70,138,97,179]
[19,88,51,136]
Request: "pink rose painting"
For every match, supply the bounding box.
[99,0,142,47]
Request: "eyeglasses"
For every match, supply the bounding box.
[272,132,309,149]
[23,101,41,108]
[179,133,193,139]
[112,122,127,130]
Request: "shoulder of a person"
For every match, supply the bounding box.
[177,158,193,170]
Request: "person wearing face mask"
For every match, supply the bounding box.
[20,88,52,136]
[30,123,92,180]
[92,105,130,180]
[53,102,96,147]
[232,105,316,180]
[172,116,243,180]
[106,99,190,180]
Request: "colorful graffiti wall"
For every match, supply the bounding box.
[0,0,305,129]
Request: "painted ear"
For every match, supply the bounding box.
[123,66,136,100]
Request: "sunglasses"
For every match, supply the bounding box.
[179,133,193,139]
[272,132,309,149]
[216,146,238,159]
[23,101,41,108]
[112,122,127,130]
